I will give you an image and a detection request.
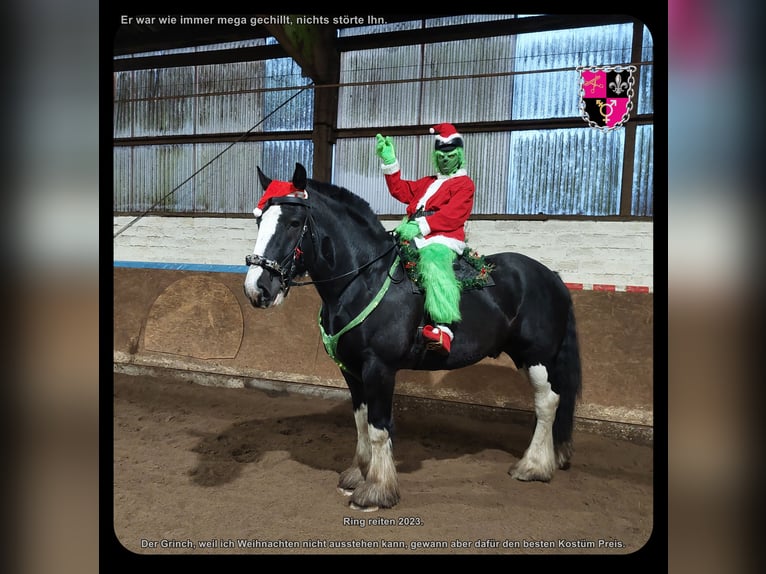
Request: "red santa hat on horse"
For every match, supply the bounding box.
[252,180,308,218]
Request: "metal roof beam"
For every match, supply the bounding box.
[336,14,639,51]
[112,44,287,72]
[261,20,338,83]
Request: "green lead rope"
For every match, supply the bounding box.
[318,256,400,374]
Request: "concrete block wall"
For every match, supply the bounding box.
[113,216,653,291]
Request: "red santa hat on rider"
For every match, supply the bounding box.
[252,181,308,218]
[430,123,464,152]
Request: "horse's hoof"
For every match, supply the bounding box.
[555,441,573,470]
[509,462,553,482]
[349,501,380,512]
[349,482,400,510]
[337,487,354,497]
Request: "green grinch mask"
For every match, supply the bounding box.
[433,148,464,176]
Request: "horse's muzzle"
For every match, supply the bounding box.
[243,285,267,308]
[243,266,285,308]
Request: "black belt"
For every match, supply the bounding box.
[410,208,436,220]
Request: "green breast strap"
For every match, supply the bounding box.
[318,256,400,374]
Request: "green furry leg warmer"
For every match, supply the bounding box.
[417,243,462,324]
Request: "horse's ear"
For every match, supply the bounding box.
[257,166,272,191]
[292,163,307,190]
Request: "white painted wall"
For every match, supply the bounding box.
[113,215,653,290]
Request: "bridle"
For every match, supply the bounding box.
[244,196,313,299]
[245,196,400,298]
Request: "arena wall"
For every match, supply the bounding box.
[113,215,653,442]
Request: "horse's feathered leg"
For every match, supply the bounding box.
[337,404,369,495]
[511,364,559,481]
[348,361,400,511]
[338,373,369,495]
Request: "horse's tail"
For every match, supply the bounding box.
[551,302,582,457]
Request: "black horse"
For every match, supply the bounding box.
[244,163,581,511]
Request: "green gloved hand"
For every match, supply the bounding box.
[395,219,421,242]
[375,133,397,165]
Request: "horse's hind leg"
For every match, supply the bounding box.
[511,364,559,481]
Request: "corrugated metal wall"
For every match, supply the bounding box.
[632,125,654,216]
[511,24,633,120]
[114,17,653,217]
[113,141,314,213]
[507,128,625,215]
[337,45,422,128]
[113,51,313,214]
[333,20,652,216]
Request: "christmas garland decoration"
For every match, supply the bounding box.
[397,237,495,291]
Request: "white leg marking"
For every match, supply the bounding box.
[512,364,560,481]
[348,424,399,511]
[338,405,369,496]
[367,425,396,483]
[354,405,371,469]
[243,206,282,301]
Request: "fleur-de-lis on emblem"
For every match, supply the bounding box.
[609,73,628,95]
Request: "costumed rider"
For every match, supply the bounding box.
[375,123,475,355]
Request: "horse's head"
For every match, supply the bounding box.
[243,163,311,308]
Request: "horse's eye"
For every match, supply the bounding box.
[289,220,301,228]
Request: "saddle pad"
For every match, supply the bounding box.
[399,242,495,293]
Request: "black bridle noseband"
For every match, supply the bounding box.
[245,195,400,297]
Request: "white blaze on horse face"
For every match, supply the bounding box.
[243,206,282,304]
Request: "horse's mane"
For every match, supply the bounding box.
[307,178,385,231]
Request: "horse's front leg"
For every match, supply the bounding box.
[337,372,370,495]
[348,363,400,511]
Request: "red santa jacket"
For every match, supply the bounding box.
[383,163,475,253]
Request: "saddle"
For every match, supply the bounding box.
[397,239,495,294]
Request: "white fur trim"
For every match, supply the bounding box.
[434,133,462,143]
[413,235,465,254]
[416,178,445,210]
[253,207,262,218]
[436,168,467,180]
[437,325,454,340]
[380,159,400,175]
[415,216,431,236]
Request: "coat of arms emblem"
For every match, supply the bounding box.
[577,65,636,131]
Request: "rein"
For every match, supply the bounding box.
[290,242,398,287]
